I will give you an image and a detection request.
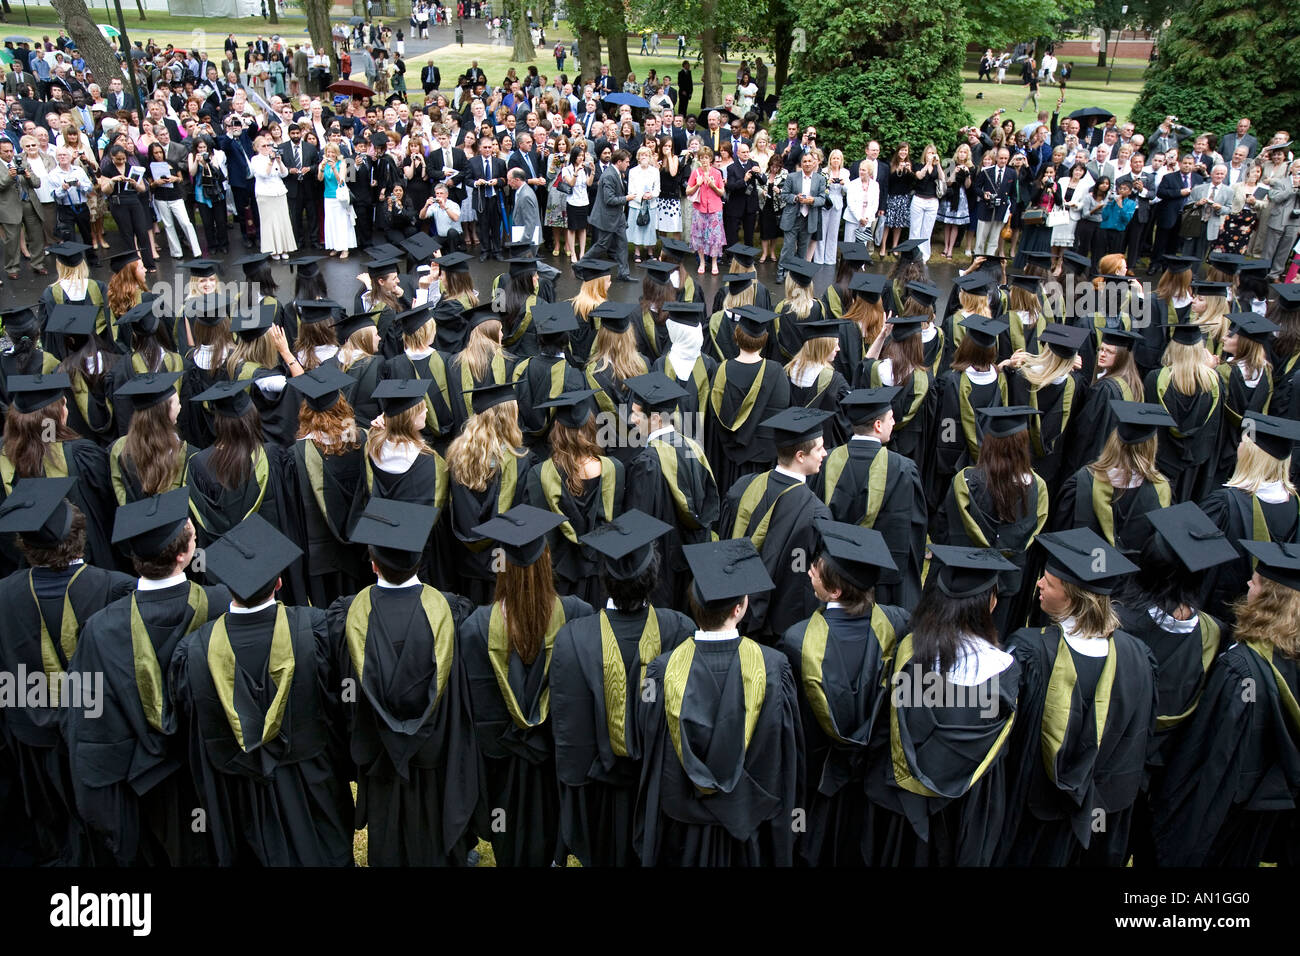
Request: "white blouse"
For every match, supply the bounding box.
[250,153,288,197]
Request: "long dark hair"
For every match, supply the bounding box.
[59,332,116,392]
[295,270,328,302]
[500,271,538,338]
[208,404,264,489]
[495,548,558,665]
[1113,531,1201,618]
[975,431,1032,522]
[909,571,999,676]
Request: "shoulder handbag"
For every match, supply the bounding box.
[553,168,572,195]
[935,169,946,199]
[636,202,651,227]
[1047,208,1071,227]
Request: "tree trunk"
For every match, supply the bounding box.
[134,0,146,20]
[302,0,339,76]
[604,10,630,87]
[577,27,601,81]
[1097,26,1110,67]
[772,32,792,95]
[50,0,126,96]
[699,0,721,107]
[268,0,279,25]
[511,0,534,62]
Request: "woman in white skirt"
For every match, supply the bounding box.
[318,142,356,258]
[1051,160,1090,274]
[626,145,660,262]
[937,143,974,259]
[654,136,682,240]
[250,135,297,260]
[812,149,848,265]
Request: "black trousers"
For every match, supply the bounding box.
[1122,216,1149,266]
[1154,222,1183,263]
[477,193,503,255]
[55,204,96,261]
[354,201,375,248]
[287,188,318,248]
[724,211,756,248]
[197,199,230,253]
[109,198,156,269]
[1075,218,1101,270]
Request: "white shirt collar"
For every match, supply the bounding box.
[965,366,998,385]
[373,439,420,474]
[377,574,421,589]
[647,425,675,443]
[694,628,739,642]
[945,634,1014,685]
[1062,616,1110,656]
[851,434,881,443]
[1256,479,1290,504]
[773,464,806,483]
[1148,605,1199,633]
[137,571,188,591]
[920,324,938,343]
[229,596,277,614]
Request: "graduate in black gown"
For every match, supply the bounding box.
[636,538,802,866]
[224,303,303,449]
[169,514,355,865]
[65,491,226,866]
[721,408,834,645]
[526,390,624,605]
[330,310,385,429]
[326,499,483,866]
[379,302,456,451]
[779,521,909,865]
[814,388,926,610]
[935,406,1050,635]
[0,479,135,864]
[706,275,781,363]
[774,259,830,362]
[1214,311,1279,484]
[550,511,695,866]
[633,259,676,361]
[1151,540,1300,866]
[281,366,371,608]
[1062,326,1146,477]
[108,372,190,508]
[704,306,791,496]
[863,545,1020,866]
[1144,323,1224,502]
[999,529,1158,866]
[459,505,595,866]
[0,305,51,417]
[177,291,237,451]
[783,317,852,448]
[624,373,721,609]
[653,301,717,435]
[712,244,774,316]
[583,301,648,469]
[448,304,517,433]
[46,303,123,448]
[1110,502,1236,866]
[511,303,589,451]
[659,237,707,308]
[106,295,185,439]
[855,314,937,472]
[497,257,552,358]
[1005,323,1090,496]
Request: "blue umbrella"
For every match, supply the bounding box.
[603,92,650,109]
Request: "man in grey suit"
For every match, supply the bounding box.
[1182,164,1234,261]
[1261,161,1300,279]
[507,168,541,256]
[777,150,827,280]
[1220,118,1260,161]
[0,137,46,278]
[588,148,633,281]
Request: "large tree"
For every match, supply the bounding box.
[1131,0,1300,138]
[511,0,535,61]
[778,0,969,158]
[566,0,605,78]
[301,0,340,75]
[50,0,126,94]
[965,0,1088,49]
[629,0,747,106]
[602,5,631,90]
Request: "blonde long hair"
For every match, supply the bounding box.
[782,280,817,319]
[785,335,837,382]
[337,325,379,371]
[1161,339,1219,394]
[1089,431,1166,487]
[1225,435,1297,496]
[571,276,610,321]
[1233,576,1300,659]
[1017,347,1075,389]
[227,331,279,379]
[365,402,434,463]
[1194,294,1231,346]
[454,320,503,380]
[587,326,647,381]
[1054,580,1120,640]
[446,401,526,491]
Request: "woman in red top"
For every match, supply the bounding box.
[685,143,726,275]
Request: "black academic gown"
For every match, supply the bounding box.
[704,358,791,496]
[787,366,851,449]
[64,359,123,448]
[1009,370,1087,494]
[0,563,135,864]
[1150,639,1300,866]
[812,438,926,610]
[108,439,189,508]
[632,309,671,362]
[357,450,455,593]
[927,367,1007,513]
[998,625,1158,866]
[178,353,229,451]
[652,352,718,439]
[104,349,185,438]
[185,444,293,554]
[232,360,300,448]
[1200,486,1300,620]
[64,579,229,866]
[1144,366,1224,503]
[624,430,721,609]
[524,457,625,605]
[282,437,369,609]
[513,353,587,451]
[1055,467,1171,555]
[585,364,643,468]
[447,454,535,605]
[706,308,782,364]
[721,470,832,644]
[380,350,456,451]
[459,594,594,866]
[779,603,909,865]
[854,360,937,471]
[775,300,829,363]
[936,467,1049,636]
[170,602,355,866]
[1062,375,1137,475]
[447,352,515,434]
[550,605,694,866]
[327,583,482,866]
[1215,362,1274,483]
[864,635,1020,866]
[636,635,803,866]
[330,353,385,428]
[0,439,117,577]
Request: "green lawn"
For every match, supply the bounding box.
[960,55,1148,125]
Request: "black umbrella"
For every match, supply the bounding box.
[697,105,738,124]
[1068,106,1115,121]
[349,15,365,25]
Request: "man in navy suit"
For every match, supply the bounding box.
[1153,153,1203,269]
[470,136,507,260]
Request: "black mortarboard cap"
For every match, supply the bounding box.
[396,302,437,335]
[1236,258,1270,277]
[1162,254,1200,275]
[663,301,705,327]
[725,243,760,266]
[580,509,673,581]
[535,389,598,429]
[799,318,847,341]
[507,257,539,278]
[366,258,402,281]
[954,272,994,294]
[841,386,899,425]
[838,243,873,265]
[814,518,895,591]
[1037,528,1137,595]
[372,378,431,416]
[1009,273,1043,293]
[531,301,579,336]
[335,310,377,343]
[472,504,567,567]
[109,249,140,272]
[8,373,71,414]
[782,259,819,286]
[288,364,355,412]
[591,300,638,334]
[848,273,888,302]
[111,488,190,557]
[624,372,688,414]
[1272,283,1300,308]
[1020,250,1055,269]
[350,497,437,568]
[0,305,39,334]
[1100,325,1141,347]
[1245,411,1300,461]
[1239,540,1300,592]
[958,314,1008,347]
[183,292,231,326]
[659,237,693,259]
[887,314,927,340]
[894,238,925,262]
[762,407,832,446]
[1041,322,1089,357]
[977,404,1041,438]
[1163,322,1206,346]
[368,242,404,263]
[233,251,270,275]
[928,544,1016,598]
[734,304,777,337]
[192,379,255,418]
[49,241,91,267]
[1192,280,1231,298]
[204,513,302,602]
[1145,501,1238,573]
[573,257,614,281]
[642,259,678,282]
[115,371,181,411]
[465,381,517,413]
[684,538,774,608]
[1060,251,1092,275]
[45,304,98,337]
[1108,400,1175,443]
[289,254,325,277]
[724,270,756,291]
[0,477,77,546]
[400,232,440,263]
[231,303,277,341]
[904,280,941,308]
[463,302,503,334]
[115,294,164,334]
[295,299,344,325]
[436,250,473,273]
[1228,311,1279,343]
[184,258,221,278]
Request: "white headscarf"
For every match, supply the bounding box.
[666,319,703,378]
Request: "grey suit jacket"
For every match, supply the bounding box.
[511,184,541,245]
[588,164,627,233]
[1266,178,1298,231]
[1188,182,1234,240]
[0,162,22,225]
[779,170,827,233]
[1221,132,1260,160]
